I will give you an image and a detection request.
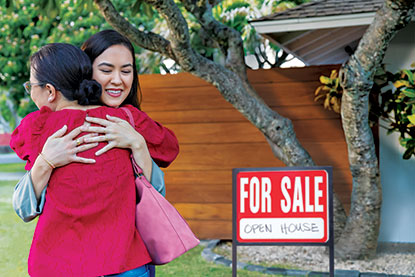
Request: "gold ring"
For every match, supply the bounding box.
[76,139,81,146]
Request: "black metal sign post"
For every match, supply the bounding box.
[232,167,334,277]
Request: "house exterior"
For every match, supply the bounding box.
[251,0,415,244]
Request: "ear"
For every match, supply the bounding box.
[45,83,57,103]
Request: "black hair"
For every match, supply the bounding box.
[81,29,142,109]
[30,43,102,106]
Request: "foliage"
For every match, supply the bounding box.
[386,64,415,159]
[0,0,158,129]
[315,70,342,113]
[207,0,309,69]
[0,0,310,130]
[315,64,415,159]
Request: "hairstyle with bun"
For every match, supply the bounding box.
[30,43,102,105]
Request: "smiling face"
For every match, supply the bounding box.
[92,44,134,108]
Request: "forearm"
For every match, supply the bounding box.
[13,171,47,222]
[131,143,153,181]
[30,154,54,200]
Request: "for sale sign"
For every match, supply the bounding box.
[234,167,332,244]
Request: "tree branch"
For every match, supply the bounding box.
[142,0,199,71]
[93,0,177,61]
[94,0,348,234]
[180,0,247,80]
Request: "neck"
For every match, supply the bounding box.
[55,100,81,111]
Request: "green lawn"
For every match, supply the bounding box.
[0,179,268,276]
[0,180,37,277]
[0,163,25,172]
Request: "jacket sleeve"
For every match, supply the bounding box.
[150,160,166,197]
[12,171,47,222]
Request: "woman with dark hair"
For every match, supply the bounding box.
[82,29,142,109]
[14,30,178,212]
[11,43,157,276]
[13,30,179,276]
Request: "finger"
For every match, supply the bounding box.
[72,156,96,164]
[106,114,125,123]
[85,116,111,127]
[80,125,108,134]
[66,125,84,139]
[75,143,99,153]
[50,125,68,138]
[95,143,114,156]
[78,133,99,140]
[83,135,112,143]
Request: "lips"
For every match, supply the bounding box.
[106,89,122,98]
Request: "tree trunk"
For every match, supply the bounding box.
[94,0,349,232]
[336,0,415,259]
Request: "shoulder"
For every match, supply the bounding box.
[11,106,52,139]
[10,106,53,170]
[121,105,152,125]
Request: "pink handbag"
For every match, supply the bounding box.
[122,107,200,265]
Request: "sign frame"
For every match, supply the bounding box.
[232,166,334,277]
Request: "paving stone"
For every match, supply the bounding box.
[307,271,330,276]
[215,257,232,267]
[234,261,249,270]
[201,248,221,262]
[285,269,310,276]
[206,239,220,249]
[334,269,360,277]
[245,264,266,272]
[264,267,287,275]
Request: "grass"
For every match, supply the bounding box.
[156,246,266,276]
[0,178,270,276]
[0,180,37,277]
[0,163,25,173]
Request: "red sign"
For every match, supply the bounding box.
[236,169,330,243]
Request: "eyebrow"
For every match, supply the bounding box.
[97,62,133,68]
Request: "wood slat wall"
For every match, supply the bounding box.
[139,65,351,239]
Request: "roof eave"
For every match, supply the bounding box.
[250,13,376,34]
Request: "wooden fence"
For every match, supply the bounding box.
[139,65,353,239]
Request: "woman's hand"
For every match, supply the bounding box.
[31,125,98,200]
[41,125,98,167]
[81,115,147,156]
[81,115,152,179]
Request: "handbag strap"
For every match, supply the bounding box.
[121,107,143,175]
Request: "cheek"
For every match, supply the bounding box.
[92,72,106,88]
[124,75,134,89]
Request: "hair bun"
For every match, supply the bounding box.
[74,79,102,105]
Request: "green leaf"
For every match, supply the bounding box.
[142,2,154,18]
[131,0,142,14]
[401,88,415,98]
[319,76,331,85]
[402,69,415,84]
[408,114,415,125]
[394,80,410,88]
[403,147,414,159]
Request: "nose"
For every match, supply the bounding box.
[111,71,122,85]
